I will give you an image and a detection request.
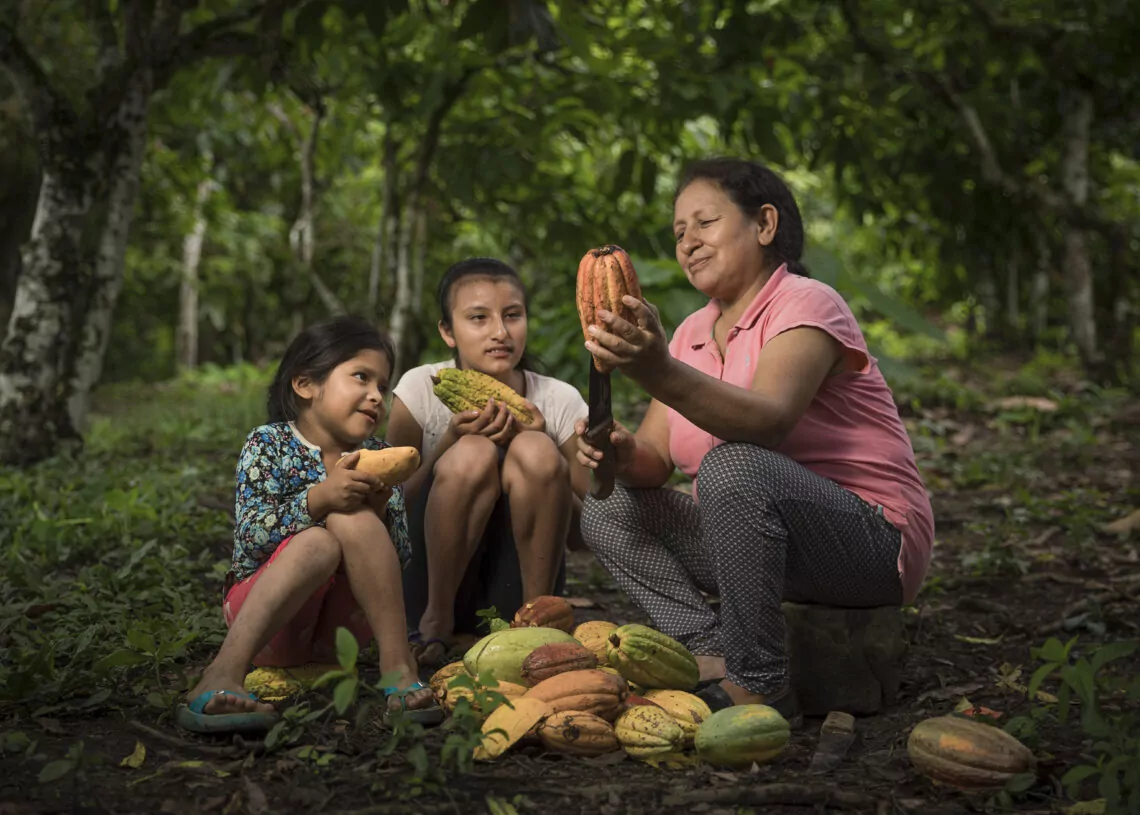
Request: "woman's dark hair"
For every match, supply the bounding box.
[674,157,809,277]
[266,315,396,423]
[437,257,543,372]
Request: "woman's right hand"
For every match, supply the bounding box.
[574,418,636,474]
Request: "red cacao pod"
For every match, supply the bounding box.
[575,245,643,372]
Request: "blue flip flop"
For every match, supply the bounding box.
[382,681,445,727]
[175,689,280,734]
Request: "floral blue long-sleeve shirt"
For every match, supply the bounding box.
[230,422,411,582]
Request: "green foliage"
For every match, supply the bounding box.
[1005,637,1140,815]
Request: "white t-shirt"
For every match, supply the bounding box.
[393,359,589,461]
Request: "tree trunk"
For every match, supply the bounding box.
[273,98,344,316]
[0,154,40,331]
[390,194,418,381]
[177,177,214,371]
[1059,89,1100,373]
[412,205,427,317]
[977,262,999,339]
[0,168,96,464]
[369,128,397,317]
[68,77,152,433]
[1005,242,1021,345]
[1105,231,1135,383]
[1030,230,1051,343]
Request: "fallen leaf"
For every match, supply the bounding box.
[916,681,985,704]
[991,396,1058,412]
[243,777,269,815]
[1064,801,1106,815]
[34,718,64,735]
[954,634,1004,645]
[119,740,146,769]
[1102,509,1140,537]
[954,698,1003,720]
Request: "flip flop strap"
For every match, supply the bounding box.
[187,689,258,715]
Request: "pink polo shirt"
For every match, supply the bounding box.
[666,264,934,604]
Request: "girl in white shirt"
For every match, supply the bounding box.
[386,257,589,669]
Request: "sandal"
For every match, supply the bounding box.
[408,630,451,671]
[175,689,279,735]
[382,680,445,727]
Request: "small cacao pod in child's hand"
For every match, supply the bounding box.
[430,368,534,425]
[575,244,643,371]
[337,447,421,487]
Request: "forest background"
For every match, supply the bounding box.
[1,1,1138,813]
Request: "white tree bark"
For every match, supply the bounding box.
[1030,230,1051,342]
[389,194,418,381]
[0,169,95,459]
[177,177,215,371]
[68,76,152,432]
[1059,89,1098,370]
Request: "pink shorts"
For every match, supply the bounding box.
[223,534,373,667]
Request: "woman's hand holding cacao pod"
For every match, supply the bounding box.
[574,417,637,475]
[584,295,670,379]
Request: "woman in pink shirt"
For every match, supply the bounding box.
[575,157,934,720]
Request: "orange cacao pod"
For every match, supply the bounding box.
[520,641,598,685]
[539,710,621,756]
[523,668,629,721]
[575,245,643,372]
[511,595,575,633]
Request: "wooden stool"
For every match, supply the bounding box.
[782,602,905,717]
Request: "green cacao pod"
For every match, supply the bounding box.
[694,704,791,768]
[462,627,577,686]
[606,624,699,690]
[431,368,534,424]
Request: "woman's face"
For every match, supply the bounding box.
[439,277,528,377]
[673,179,775,301]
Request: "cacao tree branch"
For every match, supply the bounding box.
[0,27,80,149]
[157,2,298,86]
[837,0,1132,242]
[123,0,155,65]
[88,0,122,74]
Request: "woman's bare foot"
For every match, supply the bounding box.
[186,669,275,715]
[718,678,776,706]
[695,655,726,683]
[414,611,455,669]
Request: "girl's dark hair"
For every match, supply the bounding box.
[437,257,543,372]
[266,315,396,423]
[674,157,809,277]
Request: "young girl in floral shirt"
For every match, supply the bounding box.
[177,316,442,733]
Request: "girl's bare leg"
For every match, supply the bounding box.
[417,436,501,646]
[502,432,570,600]
[325,508,434,712]
[186,527,341,714]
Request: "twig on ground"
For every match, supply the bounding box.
[128,721,262,758]
[662,783,882,810]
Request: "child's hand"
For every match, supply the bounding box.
[366,485,394,522]
[311,451,382,517]
[488,398,545,447]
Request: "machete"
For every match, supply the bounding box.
[584,362,616,499]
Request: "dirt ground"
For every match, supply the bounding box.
[2,396,1138,814]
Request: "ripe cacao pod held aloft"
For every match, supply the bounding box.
[575,245,643,372]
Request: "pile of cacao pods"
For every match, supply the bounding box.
[429,595,791,769]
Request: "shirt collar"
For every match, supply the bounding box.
[687,263,790,349]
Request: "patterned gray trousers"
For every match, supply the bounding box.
[581,442,903,695]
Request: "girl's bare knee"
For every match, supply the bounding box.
[504,432,566,484]
[288,526,342,573]
[434,435,500,485]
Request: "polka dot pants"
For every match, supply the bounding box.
[581,442,903,695]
